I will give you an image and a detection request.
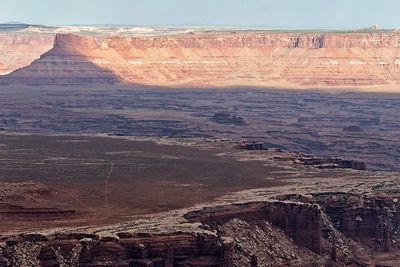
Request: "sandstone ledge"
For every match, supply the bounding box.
[1,189,400,266]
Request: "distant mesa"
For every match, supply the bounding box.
[368,25,380,30]
[1,30,400,88]
[0,34,119,85]
[0,23,30,31]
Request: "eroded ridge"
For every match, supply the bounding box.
[1,187,400,266]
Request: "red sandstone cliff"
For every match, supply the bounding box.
[0,60,7,74]
[0,34,54,74]
[1,31,400,88]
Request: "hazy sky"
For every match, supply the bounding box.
[1,0,399,29]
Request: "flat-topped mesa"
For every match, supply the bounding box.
[2,31,400,87]
[0,34,119,85]
[105,32,400,49]
[50,33,103,54]
[321,33,400,48]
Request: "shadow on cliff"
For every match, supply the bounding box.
[0,34,122,86]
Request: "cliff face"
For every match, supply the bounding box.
[184,201,323,254]
[313,193,399,251]
[0,34,118,85]
[276,193,400,252]
[0,200,324,267]
[0,34,54,74]
[0,232,231,267]
[1,192,400,266]
[0,61,7,75]
[1,31,400,87]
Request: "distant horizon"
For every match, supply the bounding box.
[1,0,399,29]
[0,22,396,31]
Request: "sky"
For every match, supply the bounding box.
[0,0,399,29]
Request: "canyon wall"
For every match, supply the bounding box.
[184,201,323,254]
[1,31,400,87]
[0,61,7,75]
[0,34,54,74]
[0,200,324,267]
[0,232,231,267]
[1,192,400,266]
[313,193,400,251]
[276,193,400,252]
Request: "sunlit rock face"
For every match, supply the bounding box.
[0,34,54,74]
[0,60,7,75]
[1,31,400,87]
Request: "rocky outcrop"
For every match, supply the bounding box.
[0,231,231,267]
[275,193,400,252]
[0,201,325,266]
[313,193,400,251]
[299,158,367,170]
[237,142,367,170]
[1,31,400,87]
[1,192,400,266]
[184,201,323,254]
[217,219,322,266]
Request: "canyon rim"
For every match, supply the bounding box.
[1,1,400,266]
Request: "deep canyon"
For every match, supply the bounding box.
[1,26,400,266]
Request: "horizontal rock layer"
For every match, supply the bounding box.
[1,192,400,266]
[1,32,400,87]
[0,34,54,74]
[0,61,7,75]
[184,201,323,253]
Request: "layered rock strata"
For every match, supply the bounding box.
[237,142,368,170]
[0,229,233,266]
[0,61,7,75]
[2,191,399,266]
[184,201,323,254]
[275,193,400,252]
[1,31,400,87]
[0,34,118,85]
[0,34,54,74]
